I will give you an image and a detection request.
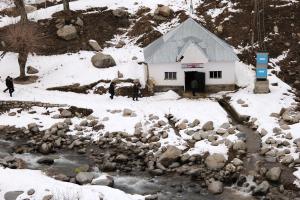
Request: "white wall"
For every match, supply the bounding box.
[148,62,236,87]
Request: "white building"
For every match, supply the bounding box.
[143,18,239,93]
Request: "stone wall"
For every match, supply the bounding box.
[0,100,67,112]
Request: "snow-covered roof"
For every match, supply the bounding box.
[144,18,239,64]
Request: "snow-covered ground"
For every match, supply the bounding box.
[0,167,144,200]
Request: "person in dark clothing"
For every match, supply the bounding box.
[3,76,14,97]
[191,79,199,96]
[109,82,115,99]
[132,82,141,101]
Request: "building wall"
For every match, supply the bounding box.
[148,62,236,89]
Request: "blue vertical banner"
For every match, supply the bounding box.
[256,68,267,79]
[256,53,269,65]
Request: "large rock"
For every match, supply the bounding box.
[208,181,224,194]
[57,25,77,41]
[253,181,270,195]
[28,123,39,133]
[202,121,214,131]
[232,140,246,151]
[60,109,72,118]
[158,146,182,167]
[37,157,54,165]
[91,174,114,187]
[205,153,226,170]
[266,167,281,181]
[76,172,96,185]
[4,191,23,200]
[113,8,129,18]
[91,53,116,68]
[39,143,52,155]
[155,6,172,17]
[27,66,39,74]
[88,40,101,51]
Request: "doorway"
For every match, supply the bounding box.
[185,71,205,92]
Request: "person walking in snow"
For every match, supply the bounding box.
[109,82,116,100]
[3,76,14,97]
[132,81,141,101]
[191,79,198,96]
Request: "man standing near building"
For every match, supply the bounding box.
[191,78,198,96]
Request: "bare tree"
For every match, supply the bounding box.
[13,0,28,23]
[3,23,44,79]
[62,0,70,11]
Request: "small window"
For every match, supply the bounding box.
[165,72,177,80]
[210,71,222,79]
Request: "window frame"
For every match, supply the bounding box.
[164,72,177,80]
[209,71,222,79]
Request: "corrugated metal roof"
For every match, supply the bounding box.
[144,18,239,64]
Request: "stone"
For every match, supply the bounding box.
[27,66,39,74]
[205,153,226,170]
[28,123,39,133]
[254,80,270,94]
[158,120,167,126]
[25,5,37,13]
[233,140,246,151]
[123,108,133,116]
[216,128,227,135]
[42,194,53,200]
[76,172,96,185]
[91,174,114,187]
[280,124,290,130]
[192,132,202,141]
[158,145,182,167]
[37,157,54,165]
[237,99,245,104]
[57,25,77,41]
[202,121,214,131]
[113,8,129,18]
[220,123,230,129]
[75,17,84,27]
[266,167,281,181]
[208,181,223,194]
[8,112,16,116]
[281,155,294,165]
[155,6,172,17]
[88,40,101,51]
[39,143,51,154]
[60,109,72,118]
[191,119,200,127]
[116,40,126,48]
[91,53,116,68]
[145,194,159,200]
[231,158,243,166]
[253,181,270,195]
[177,121,187,130]
[4,191,24,200]
[217,25,223,33]
[115,154,128,162]
[27,189,35,195]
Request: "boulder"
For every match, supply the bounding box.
[88,40,101,51]
[57,25,77,41]
[28,123,39,133]
[158,146,182,167]
[60,109,72,118]
[4,191,24,200]
[123,108,133,117]
[281,155,294,165]
[266,167,281,181]
[205,153,226,170]
[27,189,35,195]
[155,6,172,17]
[113,8,129,18]
[202,121,214,131]
[39,143,51,155]
[37,157,54,165]
[91,174,114,187]
[176,122,187,130]
[253,181,270,195]
[231,158,243,166]
[91,53,116,68]
[75,17,84,27]
[208,181,223,194]
[76,172,96,185]
[27,66,39,74]
[232,140,246,151]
